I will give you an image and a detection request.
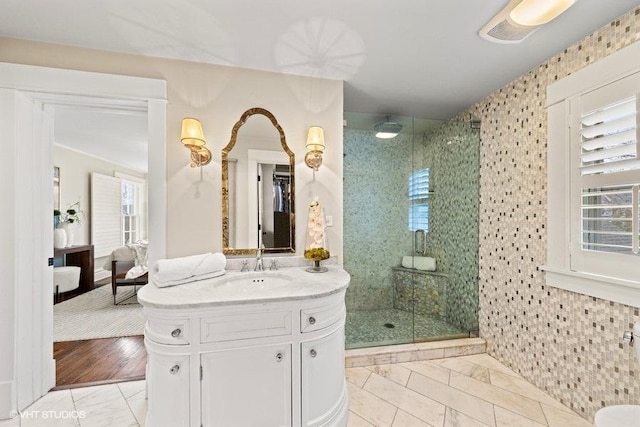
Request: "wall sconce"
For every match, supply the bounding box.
[305,126,325,171]
[181,118,212,167]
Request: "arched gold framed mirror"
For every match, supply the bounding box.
[222,108,295,255]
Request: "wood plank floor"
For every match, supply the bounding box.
[53,335,146,389]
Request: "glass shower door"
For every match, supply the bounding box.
[410,119,480,342]
[343,113,418,348]
[343,113,480,349]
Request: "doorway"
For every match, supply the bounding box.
[0,62,166,411]
[51,99,150,387]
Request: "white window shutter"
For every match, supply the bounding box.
[579,97,639,175]
[91,173,123,257]
[570,73,640,278]
[544,41,640,305]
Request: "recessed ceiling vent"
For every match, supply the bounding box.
[484,18,539,42]
[479,0,576,44]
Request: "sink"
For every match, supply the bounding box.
[213,272,293,292]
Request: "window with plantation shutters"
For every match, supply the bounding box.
[545,42,640,306]
[408,167,430,232]
[579,97,638,176]
[577,93,640,258]
[568,75,640,278]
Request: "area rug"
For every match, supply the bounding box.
[54,285,145,342]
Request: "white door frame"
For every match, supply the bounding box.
[247,149,288,249]
[0,62,167,418]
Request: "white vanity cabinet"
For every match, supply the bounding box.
[139,266,350,427]
[145,349,191,427]
[201,343,293,426]
[301,325,346,427]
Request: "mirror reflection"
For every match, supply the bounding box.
[222,108,295,255]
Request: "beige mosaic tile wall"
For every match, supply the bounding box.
[421,122,480,332]
[462,7,640,421]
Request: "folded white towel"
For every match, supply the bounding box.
[152,252,227,287]
[402,256,436,271]
[153,269,226,288]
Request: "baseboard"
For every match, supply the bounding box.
[0,380,16,421]
[345,337,486,368]
[52,375,144,391]
[94,268,110,281]
[47,358,56,392]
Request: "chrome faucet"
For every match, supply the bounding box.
[254,246,264,271]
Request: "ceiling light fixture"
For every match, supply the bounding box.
[479,0,577,44]
[374,117,403,139]
[510,0,575,26]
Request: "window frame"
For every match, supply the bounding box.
[408,167,430,232]
[122,180,139,244]
[544,41,640,307]
[115,172,147,245]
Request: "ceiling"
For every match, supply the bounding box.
[3,0,638,169]
[54,106,148,173]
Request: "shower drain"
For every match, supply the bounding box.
[383,323,395,329]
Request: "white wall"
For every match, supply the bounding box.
[0,38,344,260]
[54,145,147,249]
[166,67,344,259]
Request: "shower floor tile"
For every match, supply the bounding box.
[346,308,468,349]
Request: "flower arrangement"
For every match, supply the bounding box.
[54,201,84,225]
[304,247,330,262]
[304,200,330,272]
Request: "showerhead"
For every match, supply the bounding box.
[374,117,403,139]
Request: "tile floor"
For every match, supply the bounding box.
[346,309,468,349]
[346,353,592,427]
[0,353,592,427]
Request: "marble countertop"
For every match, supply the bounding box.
[137,265,350,309]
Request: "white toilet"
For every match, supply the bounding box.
[593,321,640,426]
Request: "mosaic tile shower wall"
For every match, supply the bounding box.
[460,7,640,421]
[420,121,480,332]
[344,123,480,337]
[343,129,413,311]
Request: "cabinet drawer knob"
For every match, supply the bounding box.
[310,349,317,358]
[275,352,284,362]
[308,316,316,325]
[171,328,182,338]
[170,364,180,375]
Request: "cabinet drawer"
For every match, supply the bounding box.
[301,300,345,333]
[146,318,191,345]
[201,310,292,343]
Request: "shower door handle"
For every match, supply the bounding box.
[414,229,427,256]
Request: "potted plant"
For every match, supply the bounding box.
[54,202,84,247]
